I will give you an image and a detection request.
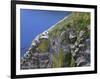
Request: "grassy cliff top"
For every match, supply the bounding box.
[48,12,90,38]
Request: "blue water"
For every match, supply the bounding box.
[20,9,70,56]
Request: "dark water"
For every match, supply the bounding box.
[20,9,70,56]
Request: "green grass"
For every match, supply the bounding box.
[49,12,90,67]
[21,12,90,69]
[38,39,50,53]
[48,12,90,38]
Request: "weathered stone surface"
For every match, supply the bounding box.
[21,12,90,69]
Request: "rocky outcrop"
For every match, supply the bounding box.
[21,12,90,69]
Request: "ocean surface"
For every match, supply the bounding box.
[20,9,70,56]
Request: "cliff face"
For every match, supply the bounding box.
[21,12,90,69]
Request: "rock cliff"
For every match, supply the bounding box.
[21,12,90,69]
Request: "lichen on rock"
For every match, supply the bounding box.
[21,12,91,69]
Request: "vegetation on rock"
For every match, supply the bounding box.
[21,12,90,69]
